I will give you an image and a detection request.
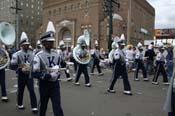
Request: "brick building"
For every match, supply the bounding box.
[42,0,155,50]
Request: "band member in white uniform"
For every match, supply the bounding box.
[152,43,169,85]
[74,36,91,87]
[32,21,64,116]
[107,34,132,95]
[0,45,8,102]
[134,42,148,81]
[57,40,72,81]
[11,32,38,113]
[33,40,42,55]
[90,42,104,76]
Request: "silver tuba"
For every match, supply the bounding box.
[0,22,16,70]
[73,31,91,65]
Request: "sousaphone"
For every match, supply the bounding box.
[73,30,91,65]
[0,22,16,69]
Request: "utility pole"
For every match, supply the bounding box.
[10,0,22,49]
[104,0,120,51]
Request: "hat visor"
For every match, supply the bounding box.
[46,38,55,41]
[41,37,55,42]
[21,42,30,45]
[119,43,125,45]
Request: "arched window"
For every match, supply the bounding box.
[62,29,71,40]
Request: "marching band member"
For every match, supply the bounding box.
[107,34,132,95]
[57,40,72,81]
[69,45,77,76]
[74,35,91,87]
[108,41,118,68]
[134,42,148,81]
[152,42,169,85]
[32,21,64,116]
[90,41,104,76]
[0,45,8,102]
[11,32,38,113]
[33,40,42,55]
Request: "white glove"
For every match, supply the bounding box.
[50,71,60,81]
[22,67,27,72]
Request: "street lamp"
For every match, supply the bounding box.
[10,0,22,49]
[103,0,120,51]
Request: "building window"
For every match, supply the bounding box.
[71,4,73,10]
[59,8,61,14]
[77,3,80,9]
[53,9,56,15]
[48,10,52,16]
[64,6,67,11]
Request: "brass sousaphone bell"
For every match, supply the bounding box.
[0,22,16,70]
[73,30,91,65]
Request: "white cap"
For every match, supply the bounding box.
[40,21,55,42]
[58,40,65,48]
[20,32,30,45]
[95,40,98,46]
[36,40,41,45]
[46,21,56,33]
[137,42,142,48]
[117,34,125,45]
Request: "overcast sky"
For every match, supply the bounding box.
[147,0,175,29]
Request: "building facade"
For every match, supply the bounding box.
[42,0,155,50]
[16,0,43,47]
[0,0,16,24]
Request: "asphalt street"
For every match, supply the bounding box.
[0,68,169,116]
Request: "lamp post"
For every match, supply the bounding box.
[103,0,120,51]
[10,0,22,49]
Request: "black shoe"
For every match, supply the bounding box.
[123,91,133,96]
[98,73,104,76]
[67,77,73,82]
[74,82,80,86]
[85,83,91,87]
[1,97,8,102]
[107,89,116,93]
[32,108,38,114]
[16,105,25,110]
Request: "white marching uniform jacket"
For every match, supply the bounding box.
[32,49,61,82]
[11,49,34,66]
[113,49,126,64]
[156,52,165,63]
[135,51,144,61]
[91,49,100,60]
